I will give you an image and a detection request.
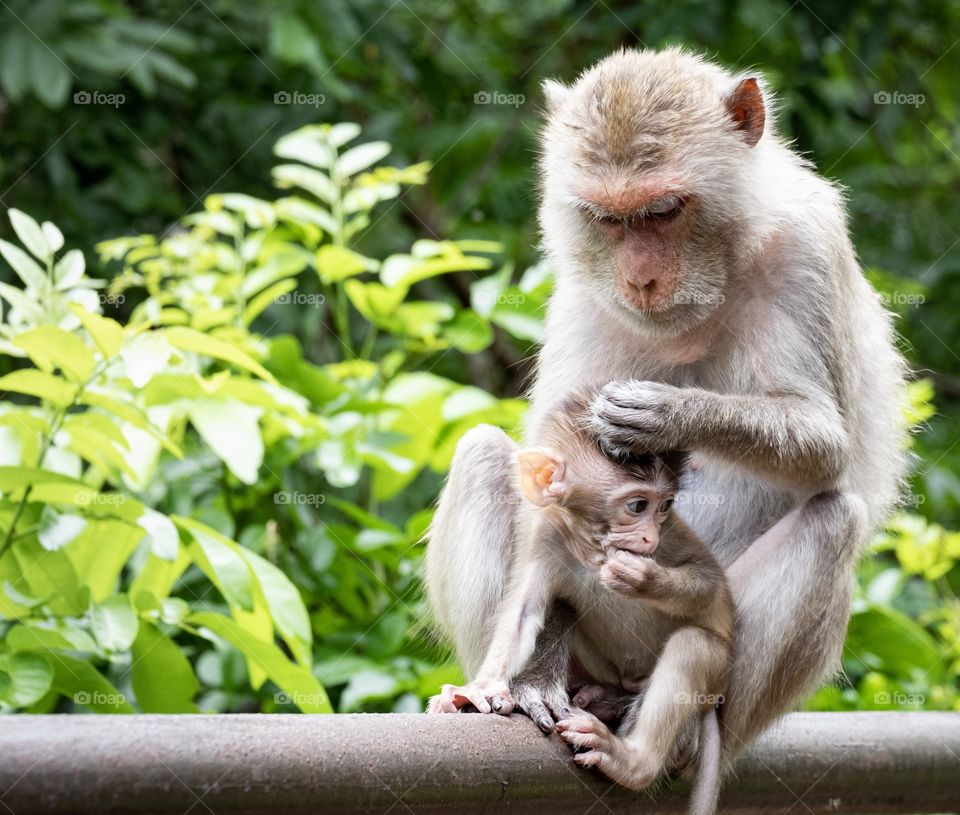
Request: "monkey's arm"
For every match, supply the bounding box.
[429,551,555,716]
[600,549,724,620]
[592,381,847,488]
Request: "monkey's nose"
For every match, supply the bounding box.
[626,278,661,309]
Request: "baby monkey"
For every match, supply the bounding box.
[429,396,734,814]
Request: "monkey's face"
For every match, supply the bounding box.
[598,486,676,557]
[538,48,765,337]
[518,442,681,564]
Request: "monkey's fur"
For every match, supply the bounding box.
[426,45,905,787]
[428,400,733,811]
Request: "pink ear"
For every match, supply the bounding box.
[725,78,765,147]
[517,448,566,507]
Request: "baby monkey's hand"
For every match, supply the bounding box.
[600,550,664,597]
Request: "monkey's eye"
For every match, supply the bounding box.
[660,498,674,513]
[627,498,649,514]
[644,196,685,221]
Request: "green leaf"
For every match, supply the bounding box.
[187,611,331,712]
[69,304,124,358]
[336,141,391,177]
[0,369,77,406]
[9,209,51,261]
[315,244,374,283]
[272,164,338,205]
[131,622,199,713]
[54,249,85,288]
[164,326,277,383]
[846,605,943,678]
[188,399,263,485]
[274,127,336,169]
[239,548,312,665]
[327,123,361,148]
[28,45,72,108]
[443,309,493,352]
[6,621,97,653]
[38,508,87,551]
[339,669,399,712]
[136,508,179,560]
[41,221,64,253]
[2,651,54,707]
[90,594,139,652]
[13,326,96,382]
[0,238,46,289]
[176,517,254,611]
[49,653,134,713]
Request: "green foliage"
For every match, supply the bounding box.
[0,129,546,712]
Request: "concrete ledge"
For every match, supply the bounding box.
[1,712,959,814]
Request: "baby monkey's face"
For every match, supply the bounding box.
[597,478,676,556]
[517,444,683,563]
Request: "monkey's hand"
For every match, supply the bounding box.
[426,678,514,715]
[600,550,663,597]
[590,380,690,456]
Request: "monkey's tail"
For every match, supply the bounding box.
[688,707,721,815]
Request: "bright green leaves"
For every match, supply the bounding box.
[188,612,329,713]
[175,517,314,673]
[130,623,200,713]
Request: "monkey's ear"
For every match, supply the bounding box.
[542,79,569,114]
[725,77,765,148]
[517,448,566,507]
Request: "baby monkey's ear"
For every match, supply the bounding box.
[517,448,566,507]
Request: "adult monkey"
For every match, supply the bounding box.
[426,47,906,760]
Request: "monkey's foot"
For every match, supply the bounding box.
[556,713,660,790]
[570,683,637,724]
[426,679,514,715]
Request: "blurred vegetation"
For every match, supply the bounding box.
[0,0,957,714]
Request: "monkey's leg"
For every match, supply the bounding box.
[720,490,867,758]
[511,600,580,732]
[426,425,569,722]
[425,425,521,677]
[557,626,725,790]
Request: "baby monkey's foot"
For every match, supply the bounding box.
[556,713,660,790]
[426,678,514,715]
[571,683,637,724]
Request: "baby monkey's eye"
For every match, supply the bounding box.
[627,498,649,514]
[660,498,674,513]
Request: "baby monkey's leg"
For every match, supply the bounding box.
[557,626,726,790]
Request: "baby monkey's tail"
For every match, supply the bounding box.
[688,707,721,815]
